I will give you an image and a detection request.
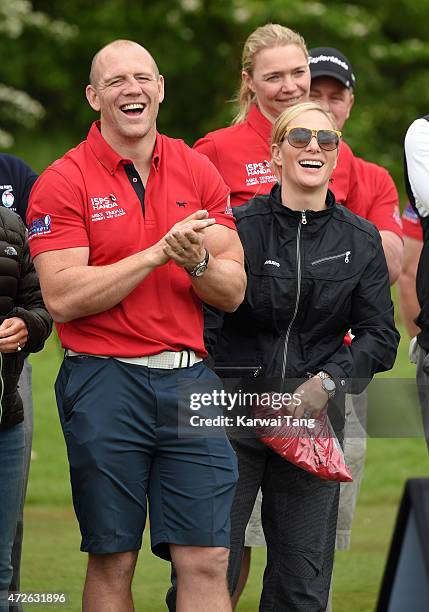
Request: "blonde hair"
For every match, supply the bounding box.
[232,23,308,125]
[272,102,336,145]
[271,102,337,179]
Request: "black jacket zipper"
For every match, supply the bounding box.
[280,210,306,389]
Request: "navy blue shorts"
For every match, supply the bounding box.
[55,356,238,559]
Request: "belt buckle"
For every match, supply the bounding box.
[175,350,190,368]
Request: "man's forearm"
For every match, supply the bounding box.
[380,230,403,284]
[191,256,246,312]
[397,273,421,337]
[36,243,166,323]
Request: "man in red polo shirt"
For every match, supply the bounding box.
[27,39,245,612]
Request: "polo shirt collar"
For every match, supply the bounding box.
[247,104,273,142]
[87,120,162,174]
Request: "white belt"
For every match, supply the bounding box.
[65,349,202,369]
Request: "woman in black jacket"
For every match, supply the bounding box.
[210,102,399,611]
[0,208,51,609]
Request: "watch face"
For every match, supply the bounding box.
[194,264,207,277]
[323,378,336,393]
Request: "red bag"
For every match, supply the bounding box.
[253,401,353,482]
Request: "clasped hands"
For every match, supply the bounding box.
[161,210,214,271]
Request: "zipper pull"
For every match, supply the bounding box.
[345,250,351,263]
[253,366,262,378]
[301,211,307,225]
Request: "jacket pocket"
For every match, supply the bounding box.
[311,250,351,266]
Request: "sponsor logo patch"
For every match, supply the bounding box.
[1,189,14,208]
[28,215,51,239]
[225,195,233,216]
[4,246,17,256]
[403,204,419,224]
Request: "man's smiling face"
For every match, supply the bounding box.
[86,41,164,147]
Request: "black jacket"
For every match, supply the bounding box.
[0,208,52,429]
[206,186,399,422]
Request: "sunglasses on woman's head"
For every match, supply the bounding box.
[284,127,342,151]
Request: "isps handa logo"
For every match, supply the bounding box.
[90,194,119,210]
[28,215,51,240]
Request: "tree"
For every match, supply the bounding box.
[0,0,75,147]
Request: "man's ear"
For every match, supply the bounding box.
[345,91,355,121]
[158,75,165,105]
[86,85,100,112]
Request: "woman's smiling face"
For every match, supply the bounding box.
[272,109,339,192]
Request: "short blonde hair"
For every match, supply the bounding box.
[232,23,308,125]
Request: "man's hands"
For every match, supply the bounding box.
[0,317,28,353]
[149,210,215,269]
[163,210,214,270]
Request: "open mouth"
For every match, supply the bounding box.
[298,160,324,169]
[120,103,146,116]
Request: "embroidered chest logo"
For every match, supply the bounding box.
[244,160,276,187]
[264,260,280,267]
[176,201,187,208]
[90,194,126,223]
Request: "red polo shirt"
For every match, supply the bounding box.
[194,104,360,208]
[353,157,403,238]
[402,202,423,241]
[27,121,235,357]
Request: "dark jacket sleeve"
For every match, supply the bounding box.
[9,223,52,353]
[203,304,226,369]
[322,237,400,392]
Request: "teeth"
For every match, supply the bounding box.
[121,103,145,111]
[299,160,323,168]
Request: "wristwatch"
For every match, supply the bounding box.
[187,249,210,277]
[316,371,336,399]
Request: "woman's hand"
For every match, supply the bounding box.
[0,317,28,353]
[289,376,328,418]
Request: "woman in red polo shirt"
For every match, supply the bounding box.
[194,23,358,210]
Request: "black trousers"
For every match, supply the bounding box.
[167,435,339,611]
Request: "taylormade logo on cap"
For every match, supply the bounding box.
[309,54,350,72]
[309,47,356,89]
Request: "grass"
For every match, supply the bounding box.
[19,325,429,611]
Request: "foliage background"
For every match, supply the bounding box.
[1,0,429,196]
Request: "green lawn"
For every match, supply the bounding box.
[20,328,429,611]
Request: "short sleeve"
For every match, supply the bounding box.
[191,150,236,231]
[402,203,423,241]
[27,167,89,258]
[366,167,403,238]
[193,136,221,171]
